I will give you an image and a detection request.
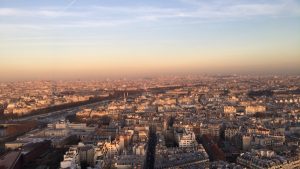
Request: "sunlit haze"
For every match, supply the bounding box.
[1,0,300,80]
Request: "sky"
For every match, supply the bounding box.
[0,0,300,81]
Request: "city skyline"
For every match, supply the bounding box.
[1,0,300,81]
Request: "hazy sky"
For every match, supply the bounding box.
[0,0,300,80]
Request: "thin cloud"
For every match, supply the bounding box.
[0,8,29,16]
[0,19,140,31]
[178,0,300,18]
[63,0,78,11]
[0,0,299,31]
[1,1,299,19]
[0,8,86,17]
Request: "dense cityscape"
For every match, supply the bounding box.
[1,75,300,169]
[1,0,300,168]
